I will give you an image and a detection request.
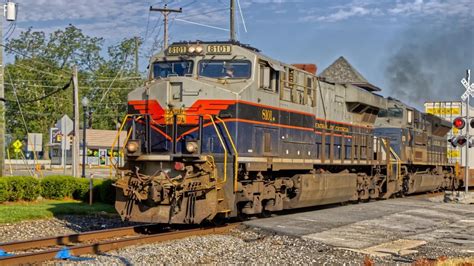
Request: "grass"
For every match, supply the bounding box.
[0,199,117,224]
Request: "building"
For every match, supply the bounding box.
[50,129,126,167]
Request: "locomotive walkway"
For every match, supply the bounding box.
[245,194,474,257]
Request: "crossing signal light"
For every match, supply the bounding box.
[453,117,465,129]
[449,136,468,148]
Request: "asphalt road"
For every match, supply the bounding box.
[244,195,474,258]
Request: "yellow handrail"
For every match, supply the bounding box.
[215,116,239,193]
[382,139,402,182]
[207,115,227,185]
[110,114,142,169]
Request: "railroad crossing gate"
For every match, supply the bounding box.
[12,140,22,154]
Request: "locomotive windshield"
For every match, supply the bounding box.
[153,61,193,78]
[378,107,403,118]
[198,60,251,79]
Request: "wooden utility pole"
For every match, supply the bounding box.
[72,65,80,177]
[0,1,17,177]
[150,5,182,49]
[134,36,139,76]
[0,5,4,177]
[230,0,236,41]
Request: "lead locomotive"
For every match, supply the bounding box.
[114,41,459,224]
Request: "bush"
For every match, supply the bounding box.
[73,178,90,201]
[0,175,116,204]
[41,176,77,200]
[72,178,106,202]
[0,178,9,202]
[20,176,41,201]
[98,179,116,204]
[0,176,41,202]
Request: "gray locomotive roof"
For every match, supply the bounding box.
[320,56,381,92]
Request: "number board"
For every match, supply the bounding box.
[207,44,232,55]
[167,45,187,55]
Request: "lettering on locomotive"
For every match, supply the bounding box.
[315,123,349,132]
[164,108,186,124]
[207,44,232,55]
[262,109,276,122]
[167,45,187,55]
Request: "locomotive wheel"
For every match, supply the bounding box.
[237,212,249,221]
[259,209,271,218]
[211,214,226,226]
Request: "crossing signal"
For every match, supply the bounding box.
[453,117,465,129]
[449,136,468,148]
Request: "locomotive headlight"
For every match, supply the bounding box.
[195,45,203,53]
[185,141,198,153]
[188,46,196,53]
[126,140,139,153]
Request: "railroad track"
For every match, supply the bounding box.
[0,223,240,265]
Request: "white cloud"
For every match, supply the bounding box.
[301,6,382,22]
[389,0,473,17]
[17,0,144,22]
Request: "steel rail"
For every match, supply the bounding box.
[0,223,240,266]
[0,224,157,252]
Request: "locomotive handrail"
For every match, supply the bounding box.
[207,115,228,186]
[215,116,239,193]
[110,114,142,170]
[382,138,402,183]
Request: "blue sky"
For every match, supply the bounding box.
[8,0,474,107]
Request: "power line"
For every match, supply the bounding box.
[5,79,71,104]
[5,68,29,134]
[1,44,71,75]
[178,7,227,19]
[150,4,183,49]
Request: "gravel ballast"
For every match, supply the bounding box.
[0,214,135,243]
[84,226,473,265]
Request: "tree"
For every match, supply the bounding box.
[4,25,143,159]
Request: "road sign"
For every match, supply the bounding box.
[55,115,73,151]
[27,133,43,152]
[12,140,22,153]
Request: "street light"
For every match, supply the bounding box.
[81,96,89,178]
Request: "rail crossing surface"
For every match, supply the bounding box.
[244,195,474,257]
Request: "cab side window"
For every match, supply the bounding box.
[259,60,279,93]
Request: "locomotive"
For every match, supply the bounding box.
[113,41,458,224]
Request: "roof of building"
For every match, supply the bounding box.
[319,56,381,92]
[79,129,127,149]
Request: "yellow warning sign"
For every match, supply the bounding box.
[425,107,461,116]
[448,149,460,158]
[12,140,22,153]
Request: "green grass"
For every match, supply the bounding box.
[0,199,117,224]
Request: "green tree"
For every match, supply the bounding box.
[4,25,143,159]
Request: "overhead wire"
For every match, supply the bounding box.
[236,0,248,33]
[5,68,29,134]
[5,79,71,104]
[0,44,71,75]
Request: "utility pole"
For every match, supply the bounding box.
[230,0,236,42]
[134,36,139,76]
[0,1,16,177]
[150,5,182,49]
[466,69,471,194]
[72,65,80,177]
